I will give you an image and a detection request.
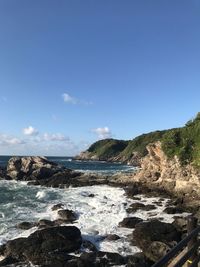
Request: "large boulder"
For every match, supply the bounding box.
[7,156,59,180]
[132,220,181,262]
[0,226,82,266]
[6,157,82,185]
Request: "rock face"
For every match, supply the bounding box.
[7,156,59,180]
[6,156,83,187]
[133,220,181,262]
[134,141,200,208]
[0,226,82,266]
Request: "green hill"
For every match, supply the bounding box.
[162,112,200,167]
[83,113,200,167]
[87,139,129,160]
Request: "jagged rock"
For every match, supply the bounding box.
[132,220,181,262]
[51,203,64,211]
[127,252,152,267]
[0,226,82,266]
[119,217,143,228]
[134,142,200,208]
[127,202,145,212]
[7,156,58,180]
[144,241,171,262]
[37,219,56,228]
[163,206,185,214]
[16,222,35,230]
[58,209,77,222]
[127,203,156,213]
[105,234,121,241]
[172,217,187,233]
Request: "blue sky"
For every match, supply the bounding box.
[0,0,200,156]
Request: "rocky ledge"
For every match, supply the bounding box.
[0,156,112,188]
[131,141,200,211]
[0,224,153,267]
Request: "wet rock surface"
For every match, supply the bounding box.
[132,220,181,262]
[0,226,82,266]
[119,217,143,228]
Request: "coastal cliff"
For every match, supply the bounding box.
[77,113,200,209]
[133,141,200,207]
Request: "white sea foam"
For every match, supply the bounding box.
[0,181,190,256]
[36,190,47,199]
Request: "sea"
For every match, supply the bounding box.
[0,155,188,262]
[0,155,135,174]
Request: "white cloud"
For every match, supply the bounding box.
[43,133,69,142]
[92,127,112,139]
[62,93,92,106]
[62,93,77,104]
[0,131,87,156]
[0,134,25,146]
[23,126,39,136]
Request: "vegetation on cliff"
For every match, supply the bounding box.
[82,113,200,167]
[86,131,166,163]
[87,139,129,160]
[162,112,200,167]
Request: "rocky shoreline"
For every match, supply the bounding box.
[0,156,199,267]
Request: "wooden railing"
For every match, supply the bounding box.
[152,216,200,267]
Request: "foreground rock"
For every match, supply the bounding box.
[0,226,82,266]
[132,220,181,262]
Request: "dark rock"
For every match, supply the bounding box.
[6,156,82,188]
[119,217,143,228]
[143,204,156,211]
[133,220,181,262]
[51,203,64,211]
[105,234,120,241]
[37,219,55,228]
[127,252,152,267]
[16,222,35,230]
[2,226,82,266]
[131,196,141,201]
[82,240,97,252]
[58,209,77,222]
[127,202,145,213]
[127,203,156,213]
[0,256,19,266]
[144,241,171,262]
[88,193,95,197]
[97,251,126,265]
[163,206,185,214]
[172,217,187,233]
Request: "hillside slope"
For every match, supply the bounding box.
[77,113,200,168]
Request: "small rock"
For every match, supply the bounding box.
[51,203,64,211]
[105,234,121,241]
[17,222,35,230]
[127,202,145,213]
[119,217,143,228]
[163,207,185,214]
[58,209,77,222]
[37,219,55,228]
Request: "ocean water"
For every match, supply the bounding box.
[0,181,189,255]
[0,156,189,263]
[0,155,135,174]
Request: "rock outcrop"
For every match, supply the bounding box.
[0,226,82,266]
[132,220,181,262]
[134,141,200,208]
[7,156,62,180]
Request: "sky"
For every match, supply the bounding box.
[0,0,200,156]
